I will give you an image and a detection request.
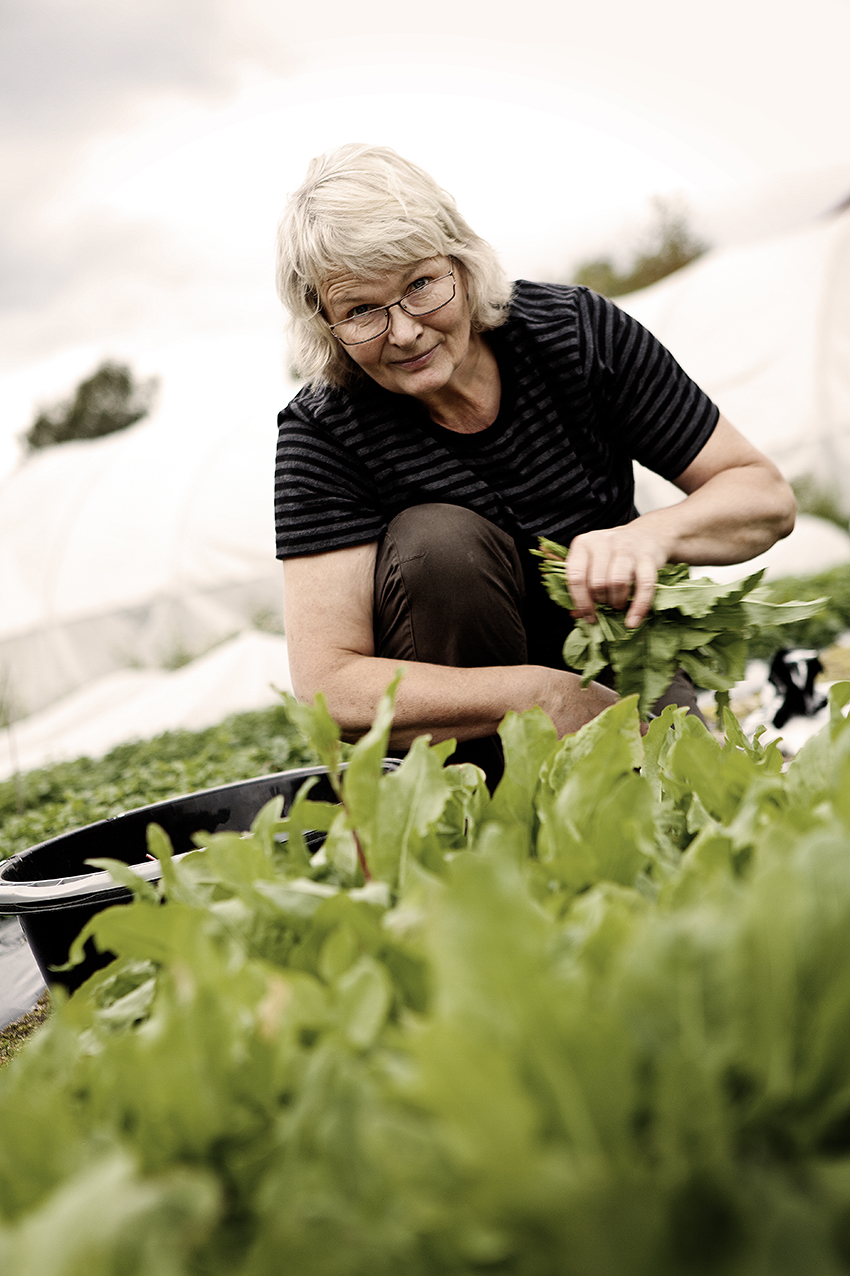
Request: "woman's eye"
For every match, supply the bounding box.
[408,277,432,292]
[348,303,376,318]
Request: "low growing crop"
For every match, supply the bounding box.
[0,703,320,862]
[747,561,850,659]
[2,680,850,1272]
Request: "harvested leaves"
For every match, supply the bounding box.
[535,537,826,718]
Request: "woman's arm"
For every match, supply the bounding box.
[564,414,796,629]
[283,541,618,747]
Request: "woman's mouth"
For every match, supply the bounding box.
[392,346,438,371]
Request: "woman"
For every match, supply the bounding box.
[274,144,795,773]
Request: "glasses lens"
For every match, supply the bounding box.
[401,273,455,315]
[335,310,389,344]
[332,269,455,344]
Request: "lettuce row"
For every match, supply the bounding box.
[1,685,850,1273]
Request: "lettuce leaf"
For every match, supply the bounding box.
[535,538,826,718]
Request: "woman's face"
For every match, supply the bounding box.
[321,256,476,400]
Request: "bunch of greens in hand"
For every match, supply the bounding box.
[535,537,825,719]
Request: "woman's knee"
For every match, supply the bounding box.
[374,504,527,666]
[383,504,517,587]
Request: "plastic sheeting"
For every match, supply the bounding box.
[620,204,850,512]
[0,332,293,718]
[0,629,293,781]
[0,918,45,1031]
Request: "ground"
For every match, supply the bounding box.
[0,991,52,1066]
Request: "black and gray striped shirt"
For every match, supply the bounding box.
[274,281,719,560]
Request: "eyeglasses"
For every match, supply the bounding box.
[326,263,456,346]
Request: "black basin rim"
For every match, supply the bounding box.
[0,760,400,915]
[11,885,135,914]
[3,765,334,870]
[0,765,334,888]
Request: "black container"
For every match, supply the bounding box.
[0,764,384,994]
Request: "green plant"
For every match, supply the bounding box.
[22,361,158,452]
[572,197,707,297]
[748,563,850,660]
[790,474,850,533]
[3,685,850,1270]
[535,540,824,716]
[249,606,285,636]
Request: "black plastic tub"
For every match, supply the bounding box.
[0,763,387,994]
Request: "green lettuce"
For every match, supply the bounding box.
[2,685,850,1272]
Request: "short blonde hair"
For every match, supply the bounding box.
[276,144,514,388]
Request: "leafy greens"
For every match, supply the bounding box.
[2,684,850,1273]
[535,537,826,717]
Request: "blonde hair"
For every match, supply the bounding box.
[276,144,513,388]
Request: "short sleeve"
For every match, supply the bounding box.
[274,408,386,559]
[580,289,719,481]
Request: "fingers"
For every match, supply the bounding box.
[564,538,596,621]
[602,550,638,613]
[624,557,659,629]
[565,530,663,628]
[566,534,636,622]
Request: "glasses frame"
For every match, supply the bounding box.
[326,262,457,346]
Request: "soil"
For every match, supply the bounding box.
[0,991,52,1067]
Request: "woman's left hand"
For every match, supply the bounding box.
[563,413,797,631]
[565,523,672,629]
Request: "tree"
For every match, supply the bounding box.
[23,360,159,453]
[572,198,707,298]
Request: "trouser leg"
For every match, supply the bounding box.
[374,504,528,665]
[374,504,526,785]
[650,669,706,723]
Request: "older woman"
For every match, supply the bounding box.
[274,144,795,775]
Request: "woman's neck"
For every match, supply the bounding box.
[418,333,501,434]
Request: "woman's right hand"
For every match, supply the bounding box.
[564,522,671,630]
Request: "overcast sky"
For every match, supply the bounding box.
[2,0,850,470]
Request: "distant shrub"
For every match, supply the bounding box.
[790,473,850,533]
[573,198,707,297]
[23,360,159,452]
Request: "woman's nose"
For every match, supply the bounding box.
[386,304,423,344]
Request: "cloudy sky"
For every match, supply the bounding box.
[2,0,850,472]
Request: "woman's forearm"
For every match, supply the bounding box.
[292,654,618,748]
[644,460,796,567]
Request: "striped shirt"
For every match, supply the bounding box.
[274,281,719,560]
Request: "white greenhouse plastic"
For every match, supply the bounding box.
[623,201,850,515]
[0,334,293,718]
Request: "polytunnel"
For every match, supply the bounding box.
[0,333,294,719]
[621,199,850,515]
[3,204,850,727]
